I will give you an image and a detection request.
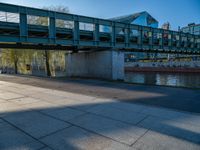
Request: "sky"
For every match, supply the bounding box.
[0,0,199,30]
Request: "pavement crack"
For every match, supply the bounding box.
[38,125,73,140]
[130,129,149,147]
[135,115,150,126]
[1,117,49,149]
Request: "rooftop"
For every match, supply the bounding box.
[109,11,158,25]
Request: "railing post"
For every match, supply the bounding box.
[179,33,182,48]
[137,27,142,48]
[185,34,189,48]
[73,17,79,45]
[190,36,194,49]
[149,29,153,49]
[111,21,116,47]
[176,33,180,48]
[49,12,56,44]
[125,24,130,48]
[169,31,172,47]
[20,12,28,41]
[159,30,163,49]
[197,36,200,49]
[94,19,99,46]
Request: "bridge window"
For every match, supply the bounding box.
[196,38,200,43]
[175,35,180,40]
[153,32,160,39]
[189,37,194,42]
[163,33,171,40]
[142,31,149,38]
[0,11,19,23]
[99,25,111,33]
[116,27,125,35]
[182,36,187,42]
[131,29,139,37]
[27,15,49,26]
[79,22,94,31]
[158,33,162,39]
[56,19,74,29]
[168,34,171,39]
[148,32,152,37]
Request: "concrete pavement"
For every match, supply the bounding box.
[0,75,199,113]
[0,75,200,149]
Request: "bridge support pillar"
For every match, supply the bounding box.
[66,50,124,80]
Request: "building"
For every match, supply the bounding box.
[181,23,200,35]
[162,22,171,30]
[110,11,158,28]
[109,11,159,61]
[179,23,200,60]
[158,23,200,61]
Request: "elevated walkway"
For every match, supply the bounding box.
[0,3,199,54]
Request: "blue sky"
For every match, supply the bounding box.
[0,0,199,30]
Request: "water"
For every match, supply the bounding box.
[125,72,200,88]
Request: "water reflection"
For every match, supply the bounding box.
[125,72,200,88]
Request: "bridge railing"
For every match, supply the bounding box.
[0,3,199,54]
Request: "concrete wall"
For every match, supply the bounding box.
[112,51,124,80]
[66,50,124,80]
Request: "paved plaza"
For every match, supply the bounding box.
[0,75,200,150]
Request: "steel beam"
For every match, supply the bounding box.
[94,19,100,46]
[20,12,27,41]
[49,13,56,44]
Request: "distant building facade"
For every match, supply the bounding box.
[162,22,171,30]
[181,23,200,35]
[178,23,200,61]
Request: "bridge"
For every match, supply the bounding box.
[0,3,199,53]
[0,3,200,80]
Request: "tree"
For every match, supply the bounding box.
[1,49,35,74]
[1,49,20,74]
[44,50,51,76]
[33,6,69,77]
[1,6,69,76]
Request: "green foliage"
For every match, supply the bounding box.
[0,48,67,76]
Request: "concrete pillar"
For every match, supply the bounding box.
[66,50,124,80]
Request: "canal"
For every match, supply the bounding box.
[125,72,200,88]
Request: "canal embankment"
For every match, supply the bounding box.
[125,60,200,73]
[125,67,200,73]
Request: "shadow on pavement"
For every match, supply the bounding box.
[0,74,200,113]
[1,100,200,150]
